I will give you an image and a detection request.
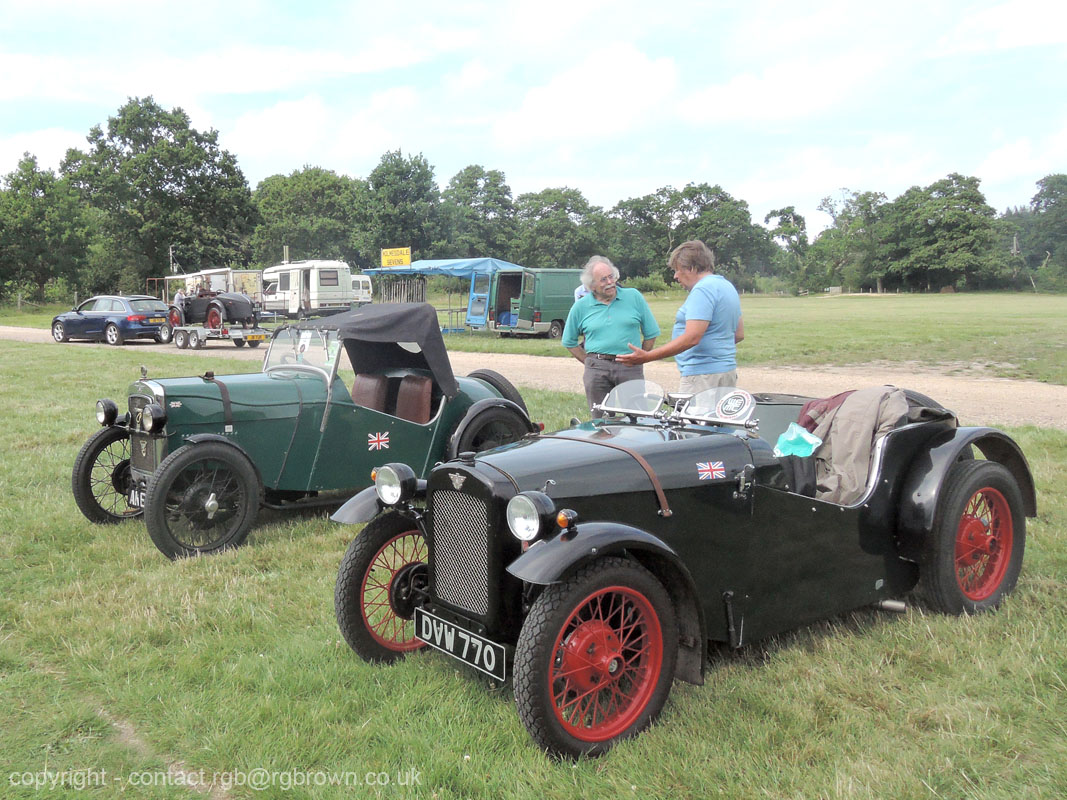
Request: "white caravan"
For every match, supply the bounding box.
[261,260,355,318]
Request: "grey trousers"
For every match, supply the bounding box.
[583,357,645,418]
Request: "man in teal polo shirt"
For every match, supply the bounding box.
[563,255,660,417]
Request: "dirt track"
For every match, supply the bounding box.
[4,325,1065,431]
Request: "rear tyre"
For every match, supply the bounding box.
[174,329,189,349]
[467,368,527,413]
[335,512,428,663]
[514,557,677,758]
[188,330,201,349]
[919,460,1025,614]
[548,320,564,339]
[144,442,260,559]
[247,340,261,349]
[452,406,530,456]
[155,323,173,344]
[52,321,69,342]
[71,426,142,523]
[105,323,124,346]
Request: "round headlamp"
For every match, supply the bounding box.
[95,398,118,426]
[374,463,417,506]
[142,403,167,432]
[506,491,557,542]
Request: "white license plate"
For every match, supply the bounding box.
[148,317,165,324]
[128,488,145,508]
[415,607,506,681]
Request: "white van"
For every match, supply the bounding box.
[352,273,373,306]
[261,260,355,318]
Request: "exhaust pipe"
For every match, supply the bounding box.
[874,599,907,613]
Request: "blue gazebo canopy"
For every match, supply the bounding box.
[364,258,524,278]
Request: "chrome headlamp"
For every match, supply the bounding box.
[142,403,168,433]
[373,464,417,506]
[95,399,118,426]
[506,491,557,542]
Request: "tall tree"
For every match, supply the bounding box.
[1029,174,1067,287]
[61,96,257,289]
[366,150,441,260]
[436,165,517,259]
[0,155,89,298]
[513,187,603,268]
[251,167,370,267]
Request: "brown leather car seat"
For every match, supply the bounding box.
[351,373,388,412]
[394,374,433,424]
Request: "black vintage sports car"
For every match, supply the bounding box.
[332,380,1034,757]
[168,289,257,331]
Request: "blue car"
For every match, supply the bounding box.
[52,295,173,346]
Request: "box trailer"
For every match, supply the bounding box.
[465,267,580,338]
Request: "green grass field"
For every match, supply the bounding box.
[9,292,1066,384]
[1,309,1066,798]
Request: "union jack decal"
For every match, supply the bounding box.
[697,461,725,480]
[368,432,390,451]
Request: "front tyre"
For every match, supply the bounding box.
[335,512,428,663]
[144,442,260,559]
[71,426,142,523]
[514,557,677,758]
[919,460,1026,614]
[52,321,69,342]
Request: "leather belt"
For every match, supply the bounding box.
[586,352,617,361]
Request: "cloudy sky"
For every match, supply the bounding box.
[1,0,1064,232]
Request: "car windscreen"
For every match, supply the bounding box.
[264,327,341,373]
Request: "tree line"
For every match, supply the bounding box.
[1,97,1064,302]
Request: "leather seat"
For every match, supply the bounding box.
[351,373,388,412]
[394,374,433,424]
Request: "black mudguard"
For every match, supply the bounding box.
[895,427,1036,558]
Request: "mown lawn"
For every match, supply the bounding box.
[1,332,1065,799]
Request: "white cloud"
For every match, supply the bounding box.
[937,0,1067,53]
[491,42,677,148]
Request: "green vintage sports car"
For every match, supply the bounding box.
[72,303,536,559]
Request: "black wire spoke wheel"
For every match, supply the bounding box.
[144,443,259,559]
[335,512,429,663]
[71,426,142,523]
[514,557,677,758]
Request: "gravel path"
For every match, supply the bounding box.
[4,325,1065,431]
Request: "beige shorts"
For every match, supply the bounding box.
[678,370,738,394]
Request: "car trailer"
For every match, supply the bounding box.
[171,325,270,349]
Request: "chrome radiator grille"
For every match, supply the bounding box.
[127,395,157,471]
[431,489,490,615]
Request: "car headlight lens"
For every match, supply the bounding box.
[142,403,167,432]
[506,491,556,542]
[95,399,118,426]
[374,464,417,506]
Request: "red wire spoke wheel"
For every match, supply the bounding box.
[548,584,663,741]
[335,512,429,663]
[360,531,428,651]
[954,485,1013,601]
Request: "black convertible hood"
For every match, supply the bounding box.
[298,303,458,397]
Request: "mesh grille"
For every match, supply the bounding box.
[431,489,490,615]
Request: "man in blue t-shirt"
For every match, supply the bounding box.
[617,240,743,391]
[563,255,660,417]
